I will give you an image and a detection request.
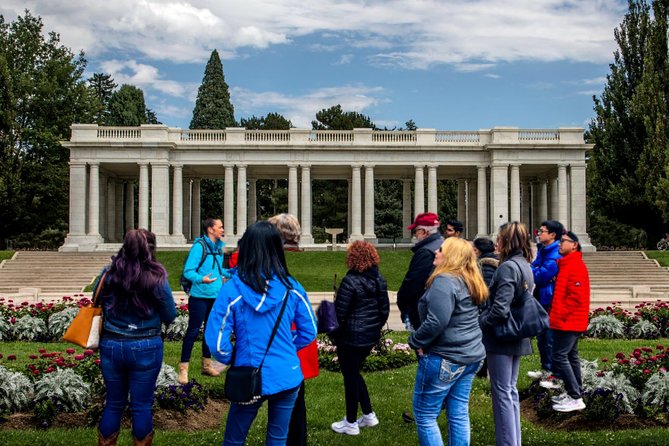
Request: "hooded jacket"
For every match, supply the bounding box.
[531,241,561,307]
[183,236,229,299]
[334,267,390,348]
[550,251,590,332]
[204,274,317,396]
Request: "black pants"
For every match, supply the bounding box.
[337,343,374,423]
[552,330,583,399]
[286,382,307,446]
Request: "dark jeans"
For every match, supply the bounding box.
[180,296,215,362]
[337,343,374,423]
[223,386,300,446]
[537,304,553,372]
[287,382,307,446]
[552,330,583,399]
[99,336,163,440]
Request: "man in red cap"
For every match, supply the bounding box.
[397,212,444,332]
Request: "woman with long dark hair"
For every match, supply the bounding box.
[479,222,534,446]
[331,241,389,436]
[96,229,176,446]
[205,221,317,445]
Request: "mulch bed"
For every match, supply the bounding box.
[0,399,228,431]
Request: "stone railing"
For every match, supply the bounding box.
[70,124,586,146]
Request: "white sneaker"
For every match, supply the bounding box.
[551,392,568,404]
[331,418,360,435]
[527,369,550,380]
[356,412,379,428]
[539,377,562,390]
[552,396,586,412]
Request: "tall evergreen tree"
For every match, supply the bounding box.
[107,84,148,126]
[588,0,669,245]
[190,49,235,129]
[88,72,116,124]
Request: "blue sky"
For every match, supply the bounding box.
[3,1,628,130]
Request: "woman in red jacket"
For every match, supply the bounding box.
[543,231,590,413]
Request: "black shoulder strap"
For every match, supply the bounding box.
[507,256,531,300]
[194,239,208,272]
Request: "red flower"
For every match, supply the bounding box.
[615,352,625,359]
[635,360,642,365]
[83,349,94,356]
[32,370,40,375]
[38,348,47,354]
[596,371,605,377]
[74,355,85,361]
[45,367,55,373]
[66,348,75,354]
[601,357,609,363]
[642,347,653,353]
[94,359,101,365]
[29,355,38,359]
[643,369,651,374]
[657,345,665,351]
[10,317,15,324]
[8,355,16,361]
[0,353,3,359]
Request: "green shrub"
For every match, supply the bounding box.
[587,315,626,339]
[642,370,669,412]
[588,213,647,249]
[630,319,660,339]
[154,380,208,413]
[12,315,47,341]
[33,368,90,425]
[47,307,78,340]
[582,388,622,422]
[0,365,33,415]
[317,334,416,372]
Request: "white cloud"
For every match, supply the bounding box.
[335,54,354,65]
[2,0,627,68]
[99,59,196,97]
[485,73,501,79]
[232,85,385,128]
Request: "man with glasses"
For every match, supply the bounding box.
[540,231,590,412]
[397,212,444,332]
[527,220,564,380]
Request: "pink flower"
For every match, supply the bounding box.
[615,352,626,359]
[29,355,38,359]
[596,371,605,377]
[601,357,609,363]
[38,348,47,354]
[8,355,16,361]
[66,348,75,354]
[74,355,85,361]
[94,359,101,365]
[635,360,642,365]
[643,369,651,374]
[642,347,653,353]
[83,349,94,356]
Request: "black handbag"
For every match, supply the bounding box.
[224,289,290,405]
[492,257,549,340]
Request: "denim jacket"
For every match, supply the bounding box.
[94,267,176,338]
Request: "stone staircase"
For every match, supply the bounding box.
[0,251,112,296]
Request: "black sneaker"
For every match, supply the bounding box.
[402,411,414,423]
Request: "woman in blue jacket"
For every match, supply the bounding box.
[178,218,231,384]
[205,221,317,446]
[96,229,176,446]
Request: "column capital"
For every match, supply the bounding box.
[413,163,426,169]
[569,163,586,169]
[477,164,488,170]
[509,163,521,168]
[426,163,439,169]
[364,164,375,169]
[171,163,183,169]
[300,163,312,169]
[558,163,569,169]
[287,163,299,169]
[69,161,87,167]
[137,161,149,167]
[491,163,509,168]
[88,161,100,167]
[150,161,169,167]
[351,164,362,170]
[223,163,234,170]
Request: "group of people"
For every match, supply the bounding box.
[92,210,590,446]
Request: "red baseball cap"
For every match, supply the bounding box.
[407,212,440,230]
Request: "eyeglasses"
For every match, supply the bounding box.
[537,229,549,234]
[559,238,575,244]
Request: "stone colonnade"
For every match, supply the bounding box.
[61,125,593,251]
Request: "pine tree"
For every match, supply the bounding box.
[190,49,235,129]
[107,84,148,126]
[87,73,116,124]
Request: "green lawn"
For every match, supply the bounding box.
[1,337,668,445]
[645,250,669,267]
[0,250,15,262]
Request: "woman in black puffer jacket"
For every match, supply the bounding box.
[331,241,390,436]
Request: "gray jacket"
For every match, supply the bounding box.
[479,253,534,356]
[408,274,485,365]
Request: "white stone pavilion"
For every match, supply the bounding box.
[60,124,593,251]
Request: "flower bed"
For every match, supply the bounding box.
[317,331,416,372]
[588,301,669,339]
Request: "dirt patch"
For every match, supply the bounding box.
[520,398,667,431]
[0,399,228,431]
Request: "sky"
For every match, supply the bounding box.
[2,1,629,130]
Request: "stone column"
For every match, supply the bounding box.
[67,161,87,236]
[99,174,107,240]
[538,180,548,223]
[467,179,477,239]
[114,182,124,241]
[236,164,248,237]
[347,179,352,236]
[414,165,425,217]
[350,165,363,241]
[224,164,235,239]
[106,178,116,242]
[558,164,568,225]
[427,165,438,214]
[125,181,135,232]
[138,162,150,230]
[364,165,376,240]
[510,164,521,222]
[192,179,201,238]
[402,179,412,240]
[521,181,531,227]
[182,179,191,241]
[171,164,185,242]
[150,162,170,238]
[477,165,488,237]
[248,179,258,225]
[490,164,508,234]
[549,176,559,220]
[88,162,100,236]
[569,164,590,243]
[288,164,299,217]
[300,165,314,244]
[457,179,466,223]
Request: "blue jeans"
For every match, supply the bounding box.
[180,296,215,362]
[536,304,553,372]
[99,336,163,440]
[552,330,583,399]
[223,386,300,446]
[487,354,521,446]
[413,354,482,446]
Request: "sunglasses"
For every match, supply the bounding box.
[559,238,575,244]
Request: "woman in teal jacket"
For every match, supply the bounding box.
[205,221,317,446]
[178,218,231,384]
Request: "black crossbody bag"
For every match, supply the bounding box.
[224,289,290,405]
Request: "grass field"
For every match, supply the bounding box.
[1,336,668,445]
[645,250,669,267]
[0,251,15,262]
